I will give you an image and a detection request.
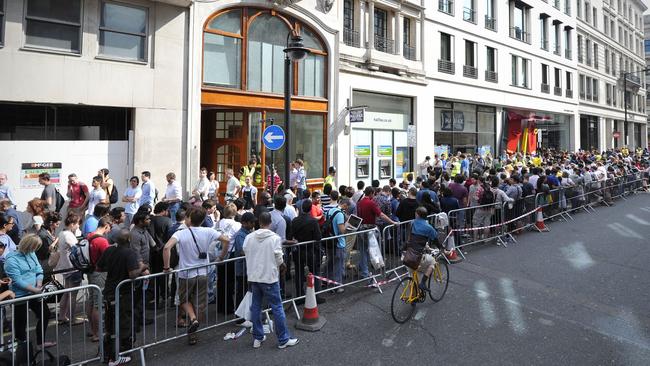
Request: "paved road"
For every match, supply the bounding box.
[143,194,650,366]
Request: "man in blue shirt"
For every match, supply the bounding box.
[405,207,438,291]
[83,203,110,237]
[324,197,349,291]
[139,171,156,208]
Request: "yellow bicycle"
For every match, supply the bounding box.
[390,250,449,323]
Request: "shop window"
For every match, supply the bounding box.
[203,8,327,98]
[434,101,495,154]
[99,1,148,61]
[24,0,82,53]
[0,103,132,141]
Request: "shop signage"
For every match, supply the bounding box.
[441,110,465,131]
[353,111,407,131]
[349,108,364,123]
[613,131,621,139]
[354,145,371,156]
[20,162,62,188]
[377,145,393,157]
[478,145,492,157]
[434,145,449,157]
[262,125,285,150]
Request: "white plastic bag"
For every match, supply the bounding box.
[234,291,252,321]
[367,231,384,269]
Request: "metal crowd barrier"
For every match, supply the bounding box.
[111,227,421,360]
[0,284,103,366]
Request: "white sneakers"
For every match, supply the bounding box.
[108,356,131,366]
[253,336,300,349]
[278,338,300,349]
[253,335,266,349]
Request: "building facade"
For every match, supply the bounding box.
[1,0,645,205]
[576,0,647,151]
[0,0,190,205]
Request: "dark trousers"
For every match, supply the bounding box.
[104,294,134,362]
[14,299,51,344]
[293,247,321,298]
[234,275,248,309]
[216,261,235,313]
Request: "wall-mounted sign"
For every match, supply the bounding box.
[349,108,364,123]
[407,125,416,146]
[354,145,371,157]
[478,145,492,157]
[613,131,621,139]
[21,162,62,188]
[434,145,449,157]
[377,145,393,157]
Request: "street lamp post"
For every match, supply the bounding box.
[283,32,310,194]
[622,68,650,140]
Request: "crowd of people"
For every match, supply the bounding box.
[0,146,648,365]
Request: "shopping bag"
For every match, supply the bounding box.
[367,231,385,270]
[234,291,252,321]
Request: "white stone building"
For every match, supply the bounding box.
[576,0,647,151]
[0,0,190,206]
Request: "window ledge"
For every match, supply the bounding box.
[20,46,81,57]
[510,84,530,90]
[95,55,148,66]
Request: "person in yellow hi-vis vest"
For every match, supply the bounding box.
[240,158,257,186]
[450,157,461,177]
[324,166,336,188]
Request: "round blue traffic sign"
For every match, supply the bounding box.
[262,125,286,151]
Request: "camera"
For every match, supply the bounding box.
[198,252,207,260]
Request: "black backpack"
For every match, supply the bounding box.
[54,188,65,212]
[109,185,119,204]
[322,208,343,238]
[479,184,495,206]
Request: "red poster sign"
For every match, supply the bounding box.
[613,132,621,138]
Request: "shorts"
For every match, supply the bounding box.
[177,276,208,311]
[417,254,434,272]
[87,272,107,308]
[473,209,492,228]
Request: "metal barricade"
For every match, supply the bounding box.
[446,202,507,254]
[381,213,449,265]
[112,228,407,361]
[0,284,103,366]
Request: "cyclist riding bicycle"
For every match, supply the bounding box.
[402,206,441,292]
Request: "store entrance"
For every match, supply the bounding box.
[201,109,251,202]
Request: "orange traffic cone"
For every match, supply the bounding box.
[535,207,550,232]
[296,273,327,331]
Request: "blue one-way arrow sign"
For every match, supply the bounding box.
[262,125,285,151]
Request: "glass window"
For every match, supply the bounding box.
[265,113,324,179]
[298,54,325,97]
[247,14,290,94]
[0,103,132,140]
[434,101,495,153]
[465,40,475,66]
[542,64,549,85]
[440,33,452,61]
[344,0,354,30]
[207,9,241,34]
[204,33,241,88]
[99,2,147,61]
[486,46,496,72]
[25,0,82,53]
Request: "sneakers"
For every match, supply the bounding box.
[241,320,253,328]
[278,338,299,349]
[108,356,131,366]
[253,335,267,349]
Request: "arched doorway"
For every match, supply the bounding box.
[201,7,329,201]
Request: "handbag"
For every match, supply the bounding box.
[402,247,422,270]
[234,291,252,321]
[41,278,64,304]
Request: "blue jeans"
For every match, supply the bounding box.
[250,281,291,344]
[332,247,346,284]
[356,231,373,278]
[168,202,180,223]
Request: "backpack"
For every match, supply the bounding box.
[322,208,343,238]
[69,234,99,273]
[479,184,495,206]
[109,185,119,204]
[55,188,65,212]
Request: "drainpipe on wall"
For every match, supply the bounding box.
[184,3,195,200]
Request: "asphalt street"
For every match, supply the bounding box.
[144,193,650,366]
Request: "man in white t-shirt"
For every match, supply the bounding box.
[192,168,210,202]
[163,172,183,224]
[122,176,142,226]
[86,176,108,217]
[162,207,229,345]
[225,168,241,203]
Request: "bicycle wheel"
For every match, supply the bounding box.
[427,260,449,302]
[391,277,416,323]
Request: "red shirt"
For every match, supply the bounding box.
[88,233,110,270]
[356,196,382,226]
[310,204,325,226]
[68,182,89,209]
